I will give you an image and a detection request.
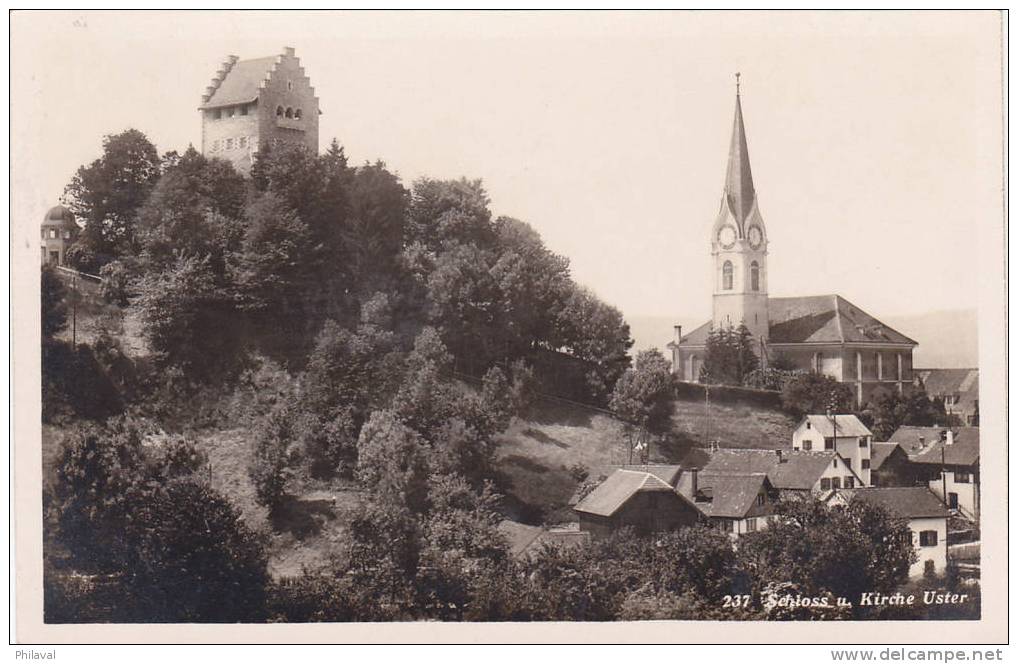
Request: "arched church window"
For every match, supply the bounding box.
[276,106,284,117]
[750,261,760,291]
[295,109,302,120]
[285,107,294,118]
[722,261,734,290]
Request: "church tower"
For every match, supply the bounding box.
[710,75,769,347]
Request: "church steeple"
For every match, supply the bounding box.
[723,73,756,229]
[710,74,769,348]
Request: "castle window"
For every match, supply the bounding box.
[63,230,71,239]
[225,138,233,150]
[276,106,284,117]
[287,80,293,91]
[750,261,760,291]
[295,108,302,120]
[722,261,733,290]
[285,107,294,118]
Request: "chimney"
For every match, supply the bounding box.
[939,429,948,443]
[917,435,925,451]
[689,468,698,498]
[283,46,296,57]
[946,430,954,446]
[673,325,683,345]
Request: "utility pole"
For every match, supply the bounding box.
[71,271,77,350]
[941,445,949,510]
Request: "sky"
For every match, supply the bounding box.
[12,11,1003,338]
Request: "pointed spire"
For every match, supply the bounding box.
[723,74,756,226]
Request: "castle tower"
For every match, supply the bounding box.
[199,47,320,175]
[710,74,769,346]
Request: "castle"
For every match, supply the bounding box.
[669,79,918,408]
[199,47,320,174]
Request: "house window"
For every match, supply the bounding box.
[746,518,757,532]
[756,493,765,506]
[919,530,939,547]
[238,136,247,148]
[276,106,284,117]
[806,422,811,429]
[802,440,812,451]
[824,438,834,450]
[833,458,838,468]
[831,477,842,490]
[844,477,855,489]
[240,105,248,116]
[820,478,832,491]
[859,437,868,448]
[750,261,760,291]
[722,261,733,290]
[225,138,233,150]
[720,519,734,533]
[955,472,972,483]
[48,229,57,239]
[213,109,222,120]
[63,230,71,239]
[862,459,871,470]
[295,108,303,120]
[227,107,235,118]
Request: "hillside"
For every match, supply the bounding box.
[493,391,797,523]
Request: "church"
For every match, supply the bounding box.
[668,79,917,408]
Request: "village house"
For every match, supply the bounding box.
[835,487,951,578]
[676,469,779,537]
[868,441,913,487]
[667,81,918,408]
[889,426,980,521]
[791,414,873,486]
[40,205,80,267]
[573,469,702,539]
[695,448,866,496]
[199,47,320,174]
[913,368,979,426]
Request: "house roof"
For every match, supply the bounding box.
[573,469,677,518]
[869,442,904,471]
[800,414,872,438]
[678,295,916,347]
[701,448,842,491]
[890,426,980,467]
[915,369,979,397]
[692,472,769,518]
[201,56,278,109]
[843,487,951,519]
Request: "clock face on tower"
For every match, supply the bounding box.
[718,225,737,249]
[747,226,763,249]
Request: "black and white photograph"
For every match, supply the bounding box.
[10,9,1008,644]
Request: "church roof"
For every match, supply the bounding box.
[201,56,277,109]
[678,295,917,347]
[723,90,757,227]
[42,205,78,229]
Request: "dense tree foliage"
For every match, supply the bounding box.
[62,129,161,269]
[699,324,759,386]
[862,387,950,440]
[41,266,68,338]
[780,371,855,417]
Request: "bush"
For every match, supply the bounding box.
[780,372,854,417]
[99,260,130,306]
[248,406,299,510]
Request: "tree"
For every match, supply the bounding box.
[62,129,161,266]
[737,497,915,616]
[863,387,949,440]
[41,266,68,338]
[248,405,300,510]
[610,349,675,463]
[134,253,243,381]
[557,285,634,403]
[356,410,432,512]
[781,372,854,417]
[98,260,130,306]
[700,324,759,386]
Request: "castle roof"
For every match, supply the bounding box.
[677,294,917,347]
[42,205,78,229]
[723,89,756,227]
[200,56,278,109]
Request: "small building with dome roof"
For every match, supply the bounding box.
[41,204,80,266]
